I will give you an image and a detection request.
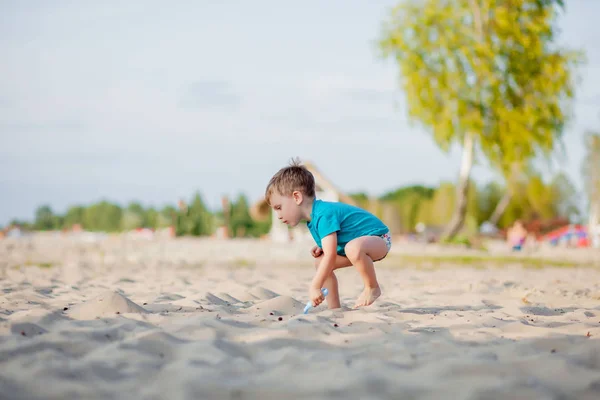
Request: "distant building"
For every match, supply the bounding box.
[251,161,358,243]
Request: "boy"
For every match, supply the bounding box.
[265,159,392,309]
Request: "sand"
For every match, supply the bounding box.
[1,235,600,399]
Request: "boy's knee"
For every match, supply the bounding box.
[344,242,362,263]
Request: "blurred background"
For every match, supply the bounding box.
[1,0,599,250]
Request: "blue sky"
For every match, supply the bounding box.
[1,0,599,225]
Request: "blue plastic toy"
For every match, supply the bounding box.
[303,288,329,314]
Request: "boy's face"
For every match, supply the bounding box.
[269,191,303,227]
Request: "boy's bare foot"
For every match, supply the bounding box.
[354,286,381,308]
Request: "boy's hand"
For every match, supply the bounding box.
[310,246,323,258]
[309,286,325,307]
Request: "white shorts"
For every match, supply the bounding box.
[380,232,392,252]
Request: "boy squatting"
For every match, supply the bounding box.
[265,160,392,309]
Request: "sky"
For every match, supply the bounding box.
[1,0,599,225]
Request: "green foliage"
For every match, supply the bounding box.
[440,235,473,247]
[224,193,271,238]
[477,181,504,223]
[374,173,578,233]
[34,205,61,231]
[228,194,253,237]
[428,183,457,226]
[408,181,480,233]
[83,201,122,232]
[120,210,143,231]
[246,218,272,238]
[379,0,579,162]
[379,186,435,232]
[380,185,435,202]
[484,171,579,228]
[12,190,275,238]
[348,192,370,210]
[13,175,579,238]
[7,219,33,230]
[63,205,85,229]
[157,206,176,228]
[144,207,159,229]
[385,252,597,269]
[177,192,214,237]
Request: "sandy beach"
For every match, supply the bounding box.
[1,235,600,399]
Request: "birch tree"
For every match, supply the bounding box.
[379,0,580,239]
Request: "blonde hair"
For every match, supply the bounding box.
[265,158,315,205]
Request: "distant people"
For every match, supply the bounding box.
[264,158,391,310]
[507,220,527,251]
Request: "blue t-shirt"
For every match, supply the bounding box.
[306,199,389,256]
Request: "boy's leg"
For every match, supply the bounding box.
[314,254,352,309]
[344,236,389,308]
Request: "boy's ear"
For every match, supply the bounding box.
[292,191,303,205]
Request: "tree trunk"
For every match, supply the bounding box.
[488,191,512,226]
[443,132,475,240]
[441,0,483,241]
[590,135,600,248]
[590,204,599,249]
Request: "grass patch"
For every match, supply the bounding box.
[439,235,489,251]
[381,253,595,269]
[177,261,204,269]
[229,258,256,268]
[21,261,56,269]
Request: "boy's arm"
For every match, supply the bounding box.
[311,232,337,290]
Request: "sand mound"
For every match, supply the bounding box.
[247,295,306,316]
[68,291,148,320]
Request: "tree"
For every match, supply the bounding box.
[379,0,580,239]
[127,202,146,223]
[34,205,57,231]
[120,202,145,230]
[484,161,529,226]
[348,192,370,210]
[484,171,578,228]
[120,210,144,231]
[478,181,506,225]
[429,183,457,226]
[8,219,33,230]
[158,206,177,229]
[380,185,435,232]
[82,201,122,232]
[181,192,214,236]
[145,207,159,229]
[62,205,85,229]
[228,194,254,237]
